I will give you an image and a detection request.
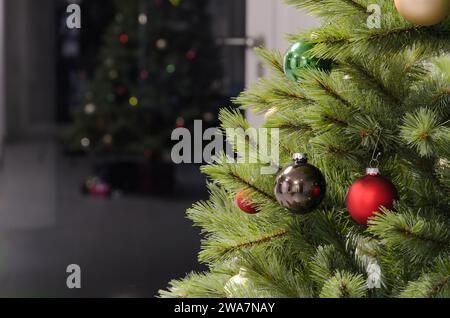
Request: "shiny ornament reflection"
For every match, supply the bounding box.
[275,154,326,214]
[224,269,251,298]
[283,40,331,82]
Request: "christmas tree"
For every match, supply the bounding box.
[160,0,450,298]
[67,0,222,159]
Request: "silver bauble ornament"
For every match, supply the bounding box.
[275,154,326,214]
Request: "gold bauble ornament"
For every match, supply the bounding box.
[224,269,251,297]
[394,0,450,26]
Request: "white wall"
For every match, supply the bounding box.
[3,0,56,140]
[245,0,319,126]
[0,0,5,152]
[0,0,57,229]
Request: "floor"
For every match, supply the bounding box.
[0,140,207,297]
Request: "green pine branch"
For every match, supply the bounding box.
[160,272,229,298]
[368,209,450,265]
[187,183,289,264]
[398,256,450,298]
[320,271,367,298]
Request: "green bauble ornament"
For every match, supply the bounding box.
[283,40,331,82]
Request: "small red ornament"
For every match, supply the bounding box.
[186,49,197,60]
[236,190,258,214]
[85,177,111,197]
[175,117,185,128]
[346,168,399,225]
[96,118,105,130]
[91,183,111,197]
[140,70,149,80]
[144,149,153,160]
[119,34,129,45]
[116,86,128,97]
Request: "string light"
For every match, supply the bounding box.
[109,69,118,79]
[166,64,176,74]
[115,14,124,23]
[84,103,96,115]
[138,13,148,25]
[104,58,114,67]
[103,134,113,145]
[81,138,91,148]
[170,0,182,6]
[264,107,277,120]
[203,112,214,122]
[156,38,168,50]
[129,96,139,107]
[107,94,115,102]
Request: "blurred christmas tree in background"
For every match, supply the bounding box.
[67,0,222,160]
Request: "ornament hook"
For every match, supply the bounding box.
[369,152,382,169]
[369,129,382,169]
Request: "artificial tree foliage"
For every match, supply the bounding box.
[161,0,450,298]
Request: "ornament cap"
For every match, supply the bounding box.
[238,268,248,276]
[366,167,380,176]
[293,153,308,164]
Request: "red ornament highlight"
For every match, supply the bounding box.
[236,190,258,214]
[346,168,399,225]
[312,184,322,197]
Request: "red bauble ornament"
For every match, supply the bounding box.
[119,34,129,45]
[116,86,128,97]
[84,177,111,197]
[140,70,149,81]
[346,168,399,225]
[144,149,153,160]
[186,49,197,60]
[236,191,258,214]
[91,183,111,197]
[96,118,105,130]
[175,117,185,128]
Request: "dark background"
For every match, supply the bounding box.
[0,0,245,297]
